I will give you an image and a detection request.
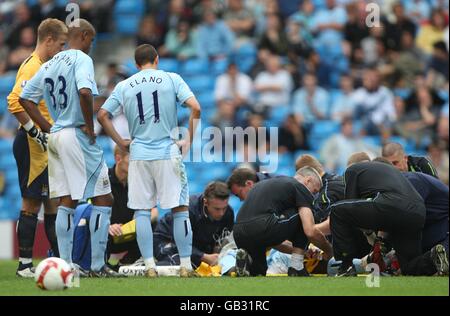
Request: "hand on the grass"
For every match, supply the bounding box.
[109,224,123,237]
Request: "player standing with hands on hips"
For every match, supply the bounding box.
[98,44,202,277]
[19,19,118,277]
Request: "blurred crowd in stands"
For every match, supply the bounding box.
[0,0,449,186]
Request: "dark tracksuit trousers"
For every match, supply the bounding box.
[234,208,308,276]
[330,192,437,276]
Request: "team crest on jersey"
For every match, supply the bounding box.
[21,80,27,88]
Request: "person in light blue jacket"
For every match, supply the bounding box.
[196,10,235,60]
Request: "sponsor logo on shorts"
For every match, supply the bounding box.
[103,178,110,189]
[41,184,49,197]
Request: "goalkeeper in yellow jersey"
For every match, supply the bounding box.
[7,19,67,278]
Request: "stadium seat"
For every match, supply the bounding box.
[0,74,15,94]
[56,0,69,6]
[0,94,8,115]
[158,58,179,73]
[196,92,216,109]
[180,59,209,76]
[312,0,327,10]
[307,136,328,152]
[122,59,139,76]
[114,0,145,14]
[309,121,340,139]
[201,107,217,122]
[5,184,21,197]
[267,106,291,126]
[236,57,256,73]
[185,75,215,94]
[362,136,382,147]
[0,154,16,170]
[115,15,142,35]
[211,59,229,76]
[187,181,203,195]
[0,139,12,152]
[277,152,294,168]
[276,165,295,176]
[234,43,257,73]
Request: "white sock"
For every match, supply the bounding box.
[144,258,156,270]
[180,257,192,270]
[19,257,32,265]
[289,253,304,270]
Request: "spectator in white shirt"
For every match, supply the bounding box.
[214,62,253,110]
[351,68,396,136]
[254,54,293,115]
[320,117,380,173]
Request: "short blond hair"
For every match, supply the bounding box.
[295,154,324,175]
[37,18,68,43]
[347,152,371,166]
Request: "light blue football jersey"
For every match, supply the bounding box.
[101,68,194,161]
[20,49,99,133]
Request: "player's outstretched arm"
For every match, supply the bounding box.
[315,217,331,236]
[97,108,130,152]
[299,207,333,260]
[19,98,52,133]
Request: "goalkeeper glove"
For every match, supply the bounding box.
[23,120,48,152]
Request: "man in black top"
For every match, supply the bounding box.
[330,161,447,276]
[382,142,438,178]
[295,154,372,259]
[295,154,345,223]
[153,181,234,268]
[373,157,449,254]
[233,167,333,277]
[107,146,158,265]
[403,173,448,254]
[227,167,277,201]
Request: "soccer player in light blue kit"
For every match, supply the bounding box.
[98,44,202,277]
[19,19,119,277]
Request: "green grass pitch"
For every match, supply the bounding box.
[0,260,447,296]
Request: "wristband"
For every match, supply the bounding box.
[23,120,34,132]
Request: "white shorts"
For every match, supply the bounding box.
[48,128,111,200]
[128,157,189,210]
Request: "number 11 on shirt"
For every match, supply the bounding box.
[136,90,160,125]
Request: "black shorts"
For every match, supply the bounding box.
[12,129,49,200]
[234,209,309,276]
